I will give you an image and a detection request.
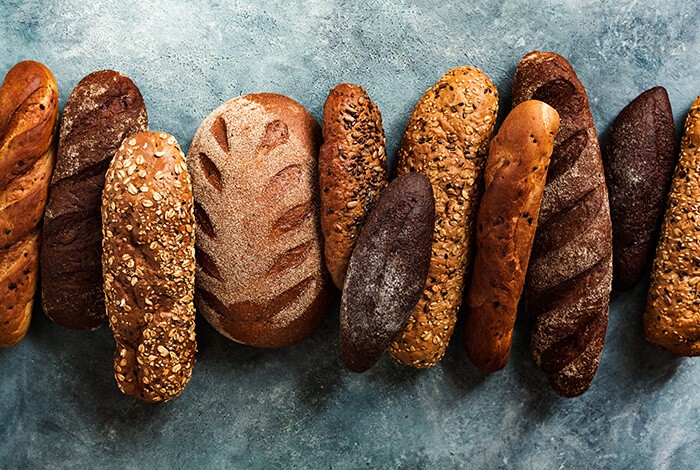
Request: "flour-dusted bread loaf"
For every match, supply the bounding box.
[42,70,148,330]
[644,96,700,356]
[319,83,389,288]
[102,132,196,403]
[340,173,434,373]
[189,93,334,348]
[512,51,613,397]
[0,61,58,347]
[602,87,676,290]
[464,100,559,372]
[388,66,499,368]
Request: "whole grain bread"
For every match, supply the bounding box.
[388,66,499,368]
[0,61,58,347]
[189,93,334,348]
[602,87,676,290]
[102,131,196,403]
[464,100,559,372]
[319,83,389,288]
[42,70,148,330]
[644,96,700,356]
[512,51,613,397]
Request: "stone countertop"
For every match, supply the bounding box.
[0,0,698,468]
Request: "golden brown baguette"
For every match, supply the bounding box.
[464,100,559,372]
[0,61,58,347]
[388,66,499,368]
[644,96,700,356]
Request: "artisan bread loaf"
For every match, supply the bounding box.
[340,173,434,373]
[602,87,676,290]
[644,96,700,356]
[42,70,148,330]
[189,93,334,348]
[102,131,196,403]
[388,66,499,368]
[319,83,389,288]
[512,51,613,397]
[0,61,58,347]
[465,100,559,372]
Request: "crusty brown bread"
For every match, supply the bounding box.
[464,100,559,372]
[644,96,700,356]
[319,83,389,288]
[102,131,196,403]
[602,87,676,290]
[512,51,613,397]
[0,60,58,347]
[42,70,148,330]
[189,93,334,348]
[340,173,434,373]
[388,66,499,368]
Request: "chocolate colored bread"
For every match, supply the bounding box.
[42,70,148,330]
[602,87,676,290]
[512,51,613,397]
[340,173,434,373]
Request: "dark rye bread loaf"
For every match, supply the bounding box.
[512,51,613,397]
[340,173,434,373]
[601,87,676,290]
[319,83,389,288]
[189,93,334,348]
[42,70,148,330]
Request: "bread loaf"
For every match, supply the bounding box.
[102,131,196,403]
[644,96,700,356]
[388,66,499,368]
[464,100,559,372]
[602,87,676,290]
[319,83,389,288]
[189,93,334,348]
[0,61,58,347]
[340,173,434,373]
[512,51,613,397]
[42,70,148,330]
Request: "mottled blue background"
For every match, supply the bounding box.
[1,0,699,468]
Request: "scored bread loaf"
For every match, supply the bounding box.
[644,96,700,356]
[512,51,613,397]
[42,70,148,330]
[102,131,196,403]
[388,66,499,368]
[464,100,559,372]
[189,93,334,348]
[319,83,389,288]
[0,60,58,347]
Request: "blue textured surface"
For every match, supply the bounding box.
[1,0,699,468]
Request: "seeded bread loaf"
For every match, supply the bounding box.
[388,66,499,368]
[42,70,148,330]
[0,61,58,347]
[319,83,389,288]
[189,93,334,348]
[644,96,700,356]
[464,100,559,372]
[512,51,613,397]
[602,87,676,290]
[102,132,196,403]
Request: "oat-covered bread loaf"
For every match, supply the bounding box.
[319,83,389,288]
[189,93,334,348]
[513,51,613,397]
[388,66,499,368]
[602,87,676,290]
[102,131,196,403]
[644,96,700,356]
[0,60,58,347]
[464,100,559,372]
[42,70,148,330]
